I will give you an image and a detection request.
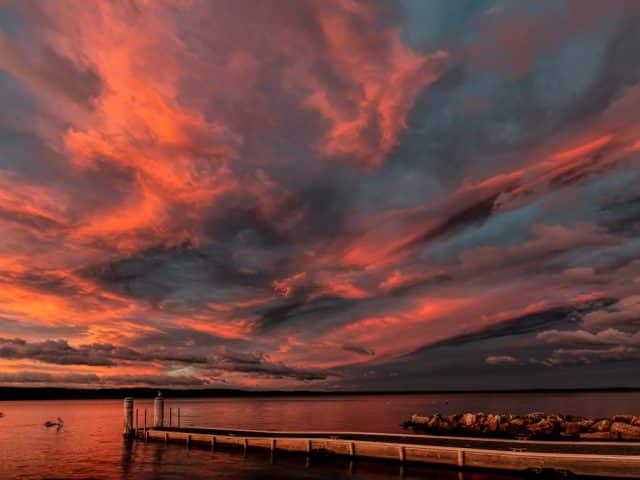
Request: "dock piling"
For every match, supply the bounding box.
[123,397,134,437]
[169,407,172,426]
[154,392,165,427]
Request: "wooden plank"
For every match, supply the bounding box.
[141,427,640,478]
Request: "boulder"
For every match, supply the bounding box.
[562,422,583,435]
[563,420,593,435]
[526,419,557,437]
[578,419,594,429]
[427,414,442,429]
[591,419,611,432]
[527,412,546,423]
[611,422,640,440]
[486,414,501,432]
[510,417,526,428]
[411,414,429,425]
[462,413,476,427]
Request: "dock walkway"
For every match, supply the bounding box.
[139,425,640,478]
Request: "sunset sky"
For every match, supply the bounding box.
[0,0,639,391]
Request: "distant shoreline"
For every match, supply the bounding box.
[1,386,640,401]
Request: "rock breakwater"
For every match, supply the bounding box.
[403,412,640,441]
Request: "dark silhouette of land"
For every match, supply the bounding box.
[1,386,639,401]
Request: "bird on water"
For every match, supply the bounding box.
[44,417,64,428]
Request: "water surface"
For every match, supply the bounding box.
[1,392,638,479]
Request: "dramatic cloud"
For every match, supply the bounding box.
[0,0,639,389]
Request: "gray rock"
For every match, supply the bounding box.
[611,422,640,440]
[591,419,611,432]
[462,412,476,427]
[486,414,501,432]
[526,419,557,437]
[410,414,429,425]
[405,412,640,441]
[563,420,592,435]
[510,417,526,428]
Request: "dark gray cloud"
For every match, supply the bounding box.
[0,336,328,382]
[0,337,208,366]
[0,371,209,387]
[601,195,640,236]
[81,241,276,306]
[394,193,499,252]
[409,299,615,354]
[212,347,329,381]
[0,371,100,385]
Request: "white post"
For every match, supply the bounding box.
[123,397,134,437]
[153,392,164,427]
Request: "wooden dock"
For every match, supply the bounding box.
[136,425,640,478]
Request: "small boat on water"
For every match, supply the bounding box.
[44,417,64,428]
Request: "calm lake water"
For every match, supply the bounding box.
[1,392,639,479]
